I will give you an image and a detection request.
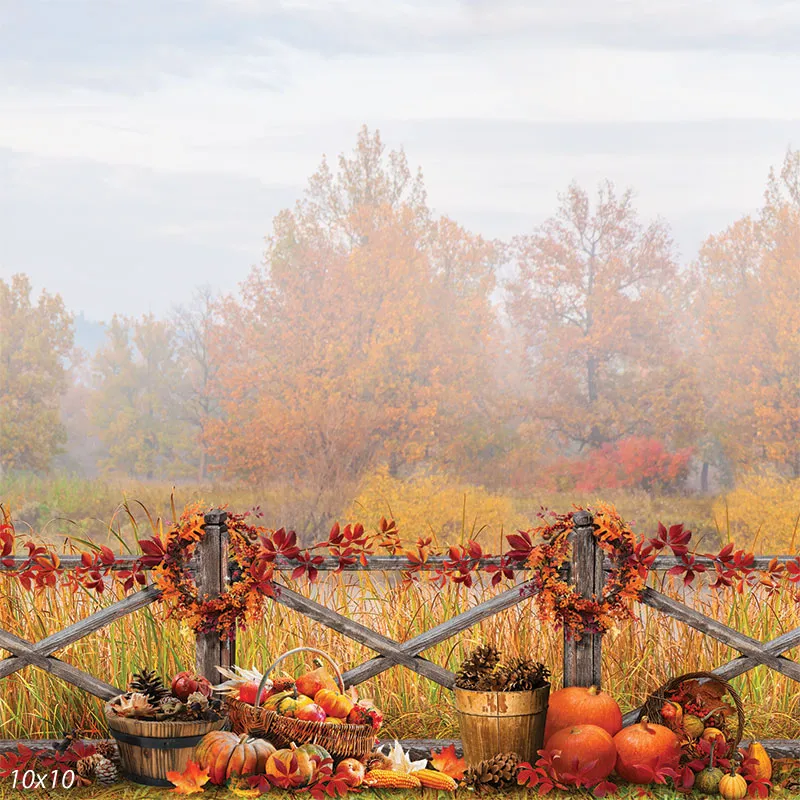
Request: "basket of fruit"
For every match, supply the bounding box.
[637,671,745,758]
[105,668,227,787]
[219,647,380,760]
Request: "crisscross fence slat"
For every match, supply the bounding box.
[2,508,800,759]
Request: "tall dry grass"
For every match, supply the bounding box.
[3,566,800,743]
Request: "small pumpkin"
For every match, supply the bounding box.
[612,717,681,785]
[277,694,314,718]
[262,689,295,712]
[295,658,339,698]
[702,727,727,747]
[315,688,354,718]
[695,765,724,794]
[741,741,772,782]
[683,714,705,738]
[195,731,276,785]
[546,724,617,785]
[544,685,622,743]
[265,743,317,789]
[719,769,748,800]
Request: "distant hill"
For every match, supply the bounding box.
[73,313,106,356]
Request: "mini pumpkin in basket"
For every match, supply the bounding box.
[637,671,745,760]
[218,647,379,761]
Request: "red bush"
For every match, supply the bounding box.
[541,437,693,492]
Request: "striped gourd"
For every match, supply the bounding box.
[413,769,458,790]
[363,769,422,788]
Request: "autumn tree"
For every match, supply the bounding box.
[694,150,800,476]
[0,274,74,474]
[506,182,701,458]
[91,314,195,479]
[209,127,501,511]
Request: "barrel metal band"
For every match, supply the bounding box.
[125,771,174,787]
[109,729,207,750]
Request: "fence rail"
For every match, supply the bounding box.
[2,508,800,758]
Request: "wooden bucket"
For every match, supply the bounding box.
[454,685,549,766]
[105,702,227,787]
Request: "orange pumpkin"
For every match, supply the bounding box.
[546,725,616,785]
[612,718,681,785]
[265,743,317,789]
[195,731,276,785]
[741,741,772,782]
[295,659,339,698]
[314,689,354,718]
[544,685,622,744]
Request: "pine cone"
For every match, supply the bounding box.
[94,756,120,786]
[455,645,501,690]
[462,752,520,791]
[498,658,550,692]
[76,753,104,779]
[94,741,121,768]
[128,668,170,704]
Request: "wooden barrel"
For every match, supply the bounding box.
[105,703,227,787]
[454,685,549,766]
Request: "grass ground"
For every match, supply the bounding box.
[0,783,691,799]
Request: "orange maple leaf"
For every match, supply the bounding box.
[166,760,211,794]
[430,744,466,780]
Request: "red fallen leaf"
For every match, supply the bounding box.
[247,774,272,794]
[592,778,618,797]
[166,759,210,794]
[430,743,467,780]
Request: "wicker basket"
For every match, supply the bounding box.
[225,647,376,760]
[637,671,745,753]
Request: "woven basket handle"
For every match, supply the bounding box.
[255,647,345,708]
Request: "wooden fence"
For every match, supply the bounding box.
[2,509,800,757]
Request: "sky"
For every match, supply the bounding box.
[1,0,799,321]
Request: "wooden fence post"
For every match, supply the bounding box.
[562,510,604,688]
[195,509,235,681]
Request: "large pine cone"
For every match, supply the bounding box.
[462,752,520,791]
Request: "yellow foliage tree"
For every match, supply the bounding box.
[209,127,501,501]
[695,150,800,477]
[0,273,74,474]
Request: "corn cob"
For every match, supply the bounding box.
[413,769,458,791]
[363,769,422,788]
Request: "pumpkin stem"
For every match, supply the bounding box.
[588,685,600,696]
[640,715,651,731]
[709,740,716,769]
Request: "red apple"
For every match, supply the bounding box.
[171,671,213,702]
[295,702,327,723]
[335,758,365,788]
[238,681,268,705]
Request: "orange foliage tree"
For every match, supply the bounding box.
[694,150,800,476]
[208,127,501,501]
[506,181,700,460]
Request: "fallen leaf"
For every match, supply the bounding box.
[430,744,466,780]
[166,760,211,794]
